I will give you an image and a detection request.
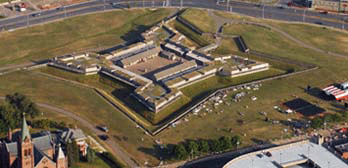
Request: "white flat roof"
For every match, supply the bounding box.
[224,141,347,168]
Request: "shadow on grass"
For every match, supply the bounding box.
[155,90,215,126]
[304,87,334,101]
[96,152,124,168]
[121,25,150,44]
[138,144,177,161]
[251,138,272,145]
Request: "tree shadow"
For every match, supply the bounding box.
[251,138,272,145]
[96,152,123,168]
[137,144,177,161]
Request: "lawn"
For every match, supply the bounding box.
[0,8,175,66]
[268,22,348,55]
[154,10,348,147]
[2,7,348,166]
[0,70,161,166]
[181,68,285,99]
[180,8,217,33]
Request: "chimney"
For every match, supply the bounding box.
[7,128,12,142]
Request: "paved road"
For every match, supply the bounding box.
[0,96,139,168]
[0,0,347,31]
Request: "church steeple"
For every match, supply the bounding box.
[21,113,31,142]
[18,113,34,168]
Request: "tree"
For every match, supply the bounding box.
[0,104,20,130]
[210,139,221,152]
[186,141,199,157]
[67,141,80,166]
[173,144,188,160]
[5,93,39,119]
[231,135,241,147]
[219,136,232,150]
[86,147,95,163]
[198,140,210,153]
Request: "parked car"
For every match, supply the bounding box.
[97,125,109,132]
[265,151,272,157]
[32,13,41,17]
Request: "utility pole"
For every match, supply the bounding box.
[143,0,144,7]
[27,14,29,26]
[227,0,230,11]
[262,5,265,19]
[152,0,155,7]
[64,6,67,17]
[181,0,183,9]
[103,0,105,11]
[230,6,232,12]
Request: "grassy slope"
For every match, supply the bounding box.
[0,70,159,165]
[0,8,174,66]
[180,8,217,33]
[269,23,348,55]
[156,11,348,146]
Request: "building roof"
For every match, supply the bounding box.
[154,60,197,80]
[186,51,212,63]
[164,42,188,55]
[223,141,348,168]
[120,47,160,66]
[21,115,31,142]
[61,128,87,142]
[34,146,45,166]
[5,142,18,156]
[32,135,53,151]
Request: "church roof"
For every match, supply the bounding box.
[34,146,56,168]
[21,115,31,142]
[5,142,18,156]
[33,135,53,152]
[34,146,44,166]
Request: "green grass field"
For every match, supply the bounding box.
[0,70,161,166]
[154,10,348,147]
[180,8,217,33]
[268,23,348,55]
[2,7,348,166]
[0,8,174,66]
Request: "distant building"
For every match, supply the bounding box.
[223,140,347,168]
[55,128,88,156]
[0,116,68,168]
[311,0,348,12]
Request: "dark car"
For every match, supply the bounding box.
[315,21,323,25]
[32,13,41,17]
[97,125,109,132]
[99,134,109,140]
[265,151,272,157]
[321,11,328,14]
